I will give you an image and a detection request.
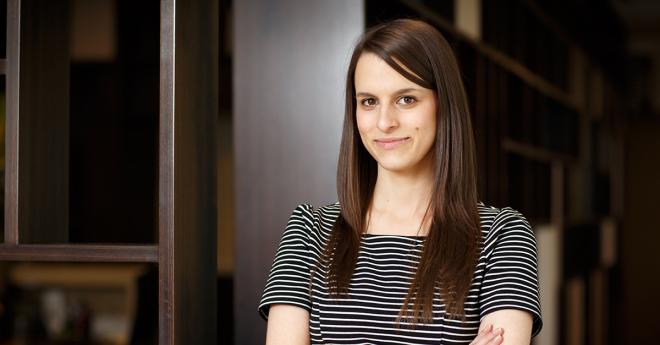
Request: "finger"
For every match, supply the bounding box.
[472,326,504,345]
[470,325,493,345]
[470,324,494,345]
[487,333,503,345]
[486,328,504,345]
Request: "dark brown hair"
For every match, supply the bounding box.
[324,19,481,324]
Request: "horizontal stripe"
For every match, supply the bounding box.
[258,202,543,344]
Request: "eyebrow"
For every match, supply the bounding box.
[356,88,421,98]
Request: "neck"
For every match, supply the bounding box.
[371,156,435,217]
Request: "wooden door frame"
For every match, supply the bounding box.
[0,0,218,344]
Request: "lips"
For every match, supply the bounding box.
[374,137,410,150]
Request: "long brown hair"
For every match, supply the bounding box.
[324,19,481,324]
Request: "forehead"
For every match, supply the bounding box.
[354,53,421,94]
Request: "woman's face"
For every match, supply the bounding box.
[354,52,437,175]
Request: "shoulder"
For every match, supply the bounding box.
[477,201,502,228]
[476,202,537,254]
[289,201,341,243]
[291,202,340,223]
[476,201,533,234]
[313,201,342,221]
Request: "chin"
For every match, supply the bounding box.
[375,158,418,173]
[372,148,435,174]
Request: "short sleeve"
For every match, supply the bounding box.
[258,203,314,320]
[479,207,543,338]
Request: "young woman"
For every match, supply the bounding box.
[258,19,543,345]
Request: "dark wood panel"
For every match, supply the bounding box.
[68,0,159,244]
[0,244,158,262]
[17,0,70,243]
[159,0,218,344]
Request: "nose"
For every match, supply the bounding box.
[376,103,399,132]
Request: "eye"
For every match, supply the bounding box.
[360,98,377,107]
[397,96,417,105]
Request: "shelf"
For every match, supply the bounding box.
[0,244,158,262]
[6,262,157,345]
[9,261,149,285]
[503,138,576,164]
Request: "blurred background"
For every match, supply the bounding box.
[0,0,658,344]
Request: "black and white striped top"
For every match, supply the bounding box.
[259,202,543,344]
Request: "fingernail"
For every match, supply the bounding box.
[495,335,502,341]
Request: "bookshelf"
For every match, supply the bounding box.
[0,0,218,344]
[366,1,626,344]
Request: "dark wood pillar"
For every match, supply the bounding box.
[159,0,218,344]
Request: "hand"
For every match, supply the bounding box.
[470,324,504,345]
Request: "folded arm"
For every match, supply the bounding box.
[265,304,310,345]
[478,309,533,345]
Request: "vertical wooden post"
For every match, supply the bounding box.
[159,0,218,343]
[5,0,21,244]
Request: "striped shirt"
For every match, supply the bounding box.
[259,202,543,344]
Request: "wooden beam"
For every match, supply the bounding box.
[159,0,175,343]
[159,0,218,344]
[0,244,158,262]
[4,0,20,245]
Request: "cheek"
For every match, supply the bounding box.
[411,105,436,135]
[412,106,437,151]
[355,111,373,134]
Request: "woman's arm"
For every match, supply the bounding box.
[479,309,533,345]
[265,304,310,345]
[478,207,543,342]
